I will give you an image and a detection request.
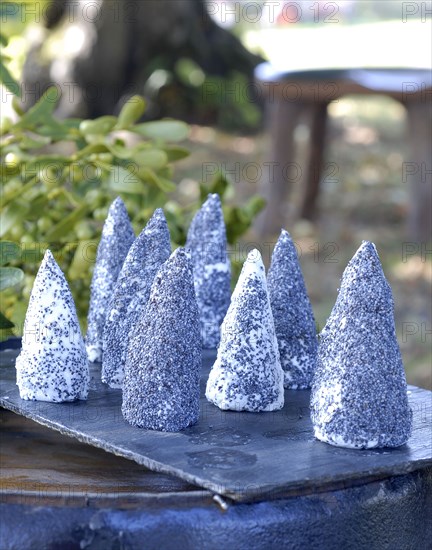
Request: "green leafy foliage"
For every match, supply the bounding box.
[1,90,264,335]
[0,241,21,265]
[0,267,24,291]
[0,241,24,338]
[0,90,192,334]
[0,33,20,97]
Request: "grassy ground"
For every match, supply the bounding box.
[174,94,431,390]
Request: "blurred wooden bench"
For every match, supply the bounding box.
[255,65,432,241]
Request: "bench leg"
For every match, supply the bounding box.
[256,99,305,236]
[406,102,432,243]
[300,102,329,220]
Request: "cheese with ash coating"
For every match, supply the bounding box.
[102,209,171,388]
[16,250,89,402]
[310,241,412,449]
[267,229,317,389]
[85,197,134,362]
[122,248,201,432]
[186,193,231,348]
[206,249,284,412]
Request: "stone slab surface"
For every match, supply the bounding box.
[1,348,431,503]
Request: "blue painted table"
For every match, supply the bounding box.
[1,342,431,549]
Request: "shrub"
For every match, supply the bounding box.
[0,89,264,336]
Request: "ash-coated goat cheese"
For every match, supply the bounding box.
[122,248,201,432]
[267,229,318,389]
[186,193,231,348]
[102,208,171,388]
[16,250,89,402]
[206,249,284,412]
[85,197,135,362]
[310,241,412,449]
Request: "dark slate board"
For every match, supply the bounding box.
[1,348,431,503]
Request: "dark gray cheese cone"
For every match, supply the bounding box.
[186,193,231,348]
[206,249,284,412]
[310,241,413,449]
[122,248,201,431]
[102,209,171,388]
[85,197,134,362]
[267,229,318,389]
[16,250,89,402]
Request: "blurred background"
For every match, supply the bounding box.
[1,0,431,388]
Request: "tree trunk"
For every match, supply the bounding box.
[22,0,263,123]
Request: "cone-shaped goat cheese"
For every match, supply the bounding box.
[310,241,412,449]
[186,193,231,348]
[267,229,317,389]
[85,197,134,362]
[102,209,171,388]
[122,248,201,431]
[206,249,284,412]
[16,250,89,402]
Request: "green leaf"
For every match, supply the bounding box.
[25,194,49,220]
[0,311,15,330]
[20,246,44,264]
[26,154,71,167]
[105,142,132,159]
[0,203,29,238]
[132,120,189,142]
[62,118,82,129]
[35,125,73,140]
[13,87,59,129]
[20,134,52,150]
[68,240,97,280]
[44,204,90,241]
[12,96,24,116]
[199,183,209,202]
[137,166,160,185]
[154,177,177,193]
[116,96,146,129]
[108,166,145,194]
[0,116,12,135]
[0,267,24,291]
[137,167,175,192]
[0,241,21,266]
[132,148,168,170]
[162,145,190,161]
[209,172,230,197]
[35,118,81,141]
[0,60,20,97]
[74,143,110,160]
[9,300,27,335]
[244,195,266,217]
[79,116,117,137]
